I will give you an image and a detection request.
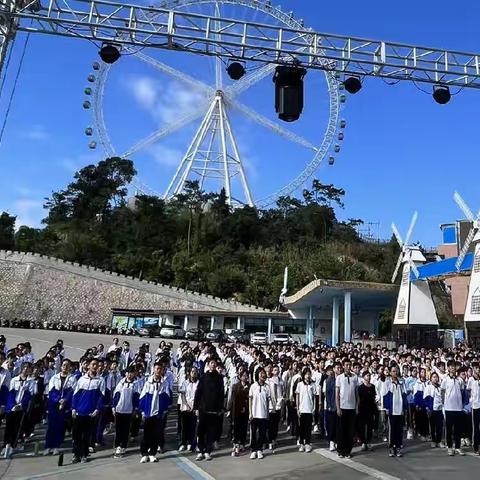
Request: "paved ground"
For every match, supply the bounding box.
[1,327,480,480]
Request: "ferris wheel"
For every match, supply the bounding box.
[82,0,347,208]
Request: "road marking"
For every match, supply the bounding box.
[315,448,401,480]
[171,454,216,480]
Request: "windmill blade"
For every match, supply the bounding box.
[454,191,475,222]
[408,257,420,279]
[391,253,403,284]
[391,222,403,248]
[455,226,476,271]
[404,211,418,246]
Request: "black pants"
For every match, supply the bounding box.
[130,411,141,438]
[429,410,443,445]
[250,418,268,452]
[287,401,299,438]
[357,410,374,445]
[445,410,462,449]
[4,410,24,447]
[337,409,356,456]
[299,413,313,445]
[114,413,131,449]
[141,416,163,456]
[325,410,337,442]
[388,414,403,449]
[268,411,280,442]
[180,411,197,447]
[72,415,94,459]
[159,412,167,449]
[462,411,472,440]
[415,408,429,437]
[215,413,224,442]
[473,409,480,452]
[197,412,218,454]
[233,414,248,446]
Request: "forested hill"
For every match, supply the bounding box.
[1,157,401,309]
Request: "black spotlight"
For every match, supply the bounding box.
[432,85,451,104]
[273,65,307,122]
[99,43,121,64]
[227,61,246,80]
[343,76,362,94]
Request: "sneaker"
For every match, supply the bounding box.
[157,446,164,454]
[257,450,264,459]
[268,443,274,451]
[420,436,427,442]
[72,456,81,464]
[204,453,212,461]
[338,453,344,458]
[231,449,237,457]
[345,454,352,459]
[114,446,122,456]
[383,436,388,442]
[296,439,300,446]
[196,453,204,461]
[455,448,465,456]
[187,444,192,452]
[140,456,149,463]
[407,429,413,440]
[313,425,319,433]
[299,444,305,452]
[250,451,257,460]
[213,441,219,450]
[447,448,454,456]
[329,441,336,452]
[465,439,471,447]
[396,449,403,457]
[178,445,186,452]
[361,443,368,451]
[389,448,395,457]
[53,448,60,455]
[305,444,312,453]
[149,455,158,463]
[81,457,88,463]
[43,448,53,456]
[5,446,13,459]
[366,444,372,451]
[476,450,480,456]
[88,446,95,454]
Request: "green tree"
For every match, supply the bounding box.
[0,212,15,250]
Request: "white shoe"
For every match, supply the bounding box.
[257,450,264,459]
[53,448,60,455]
[140,456,149,463]
[313,425,319,433]
[299,444,305,452]
[187,444,192,452]
[43,448,52,456]
[179,445,186,452]
[296,439,300,446]
[149,455,158,463]
[329,441,336,452]
[305,444,312,453]
[455,448,465,456]
[250,451,257,460]
[465,439,471,447]
[196,453,204,461]
[407,429,413,440]
[268,443,274,451]
[204,453,212,461]
[447,448,454,456]
[383,436,388,442]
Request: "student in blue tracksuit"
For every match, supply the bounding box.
[44,359,77,455]
[0,351,11,416]
[139,361,172,464]
[71,358,105,464]
[383,365,407,458]
[413,368,429,441]
[424,372,444,448]
[112,365,140,458]
[3,362,35,458]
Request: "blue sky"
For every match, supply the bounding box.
[1,0,479,247]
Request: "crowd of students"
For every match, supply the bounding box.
[0,334,479,465]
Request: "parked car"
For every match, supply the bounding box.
[185,328,205,341]
[160,325,186,339]
[227,329,250,343]
[138,325,160,338]
[205,329,227,342]
[271,333,293,345]
[251,332,268,345]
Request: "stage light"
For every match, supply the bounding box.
[227,61,246,80]
[433,85,451,104]
[273,65,307,122]
[99,44,121,64]
[343,76,362,94]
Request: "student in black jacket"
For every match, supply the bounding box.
[357,370,377,451]
[193,357,224,461]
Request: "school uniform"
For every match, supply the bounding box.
[229,381,250,448]
[71,374,106,460]
[441,375,465,450]
[424,382,444,445]
[335,373,358,456]
[296,380,316,446]
[383,379,407,454]
[413,380,429,438]
[323,375,337,444]
[45,373,77,449]
[178,378,199,448]
[357,382,376,445]
[112,378,140,450]
[266,376,283,445]
[249,382,270,452]
[468,376,480,452]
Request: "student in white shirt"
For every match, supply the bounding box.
[295,368,316,453]
[335,359,358,458]
[467,362,480,454]
[425,372,444,448]
[248,367,270,460]
[178,367,199,452]
[441,361,465,456]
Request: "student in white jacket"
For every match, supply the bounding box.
[295,368,317,453]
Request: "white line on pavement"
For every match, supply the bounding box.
[315,448,401,480]
[172,454,216,480]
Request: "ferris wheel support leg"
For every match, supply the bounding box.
[217,95,232,206]
[0,1,17,84]
[198,117,218,191]
[223,103,254,207]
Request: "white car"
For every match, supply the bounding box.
[251,332,268,345]
[160,325,186,339]
[272,333,293,345]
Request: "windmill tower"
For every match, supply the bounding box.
[391,212,439,345]
[453,192,480,341]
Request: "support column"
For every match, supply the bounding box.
[184,315,188,331]
[307,306,314,346]
[237,316,242,330]
[267,317,272,342]
[210,316,215,331]
[344,290,352,343]
[332,297,340,346]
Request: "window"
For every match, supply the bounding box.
[474,252,480,273]
[397,299,406,320]
[471,295,480,315]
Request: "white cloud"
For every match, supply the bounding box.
[149,144,183,168]
[22,124,50,141]
[12,199,44,229]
